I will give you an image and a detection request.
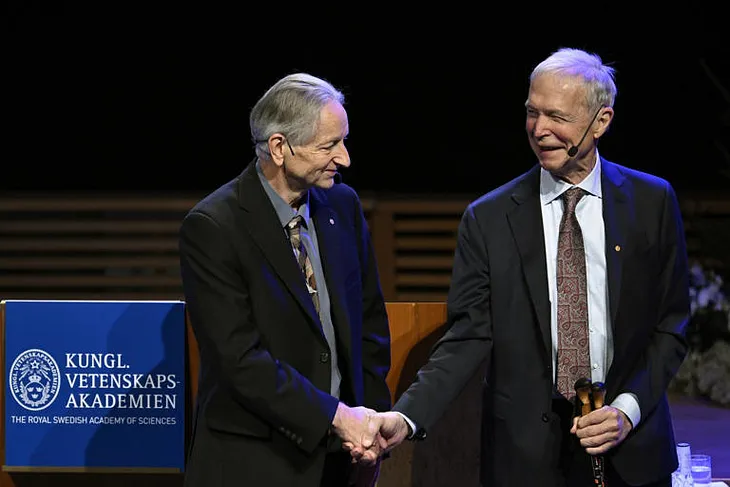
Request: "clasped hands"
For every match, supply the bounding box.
[331,403,410,465]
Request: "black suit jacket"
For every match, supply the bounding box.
[179,160,391,486]
[394,158,689,487]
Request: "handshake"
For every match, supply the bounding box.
[331,403,412,465]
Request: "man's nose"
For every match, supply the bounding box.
[532,115,551,138]
[333,144,350,167]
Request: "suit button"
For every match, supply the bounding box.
[320,352,330,363]
[541,413,549,423]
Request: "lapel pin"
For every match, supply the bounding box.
[615,245,621,252]
[329,218,335,225]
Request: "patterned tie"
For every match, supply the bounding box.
[556,187,591,399]
[286,215,320,315]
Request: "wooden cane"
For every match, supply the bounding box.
[590,382,607,487]
[574,378,593,418]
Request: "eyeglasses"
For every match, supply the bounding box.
[255,136,296,156]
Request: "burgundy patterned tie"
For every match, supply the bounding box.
[556,187,591,399]
[286,216,320,314]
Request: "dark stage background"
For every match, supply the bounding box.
[4,16,729,197]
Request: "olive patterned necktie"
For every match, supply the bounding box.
[286,215,319,314]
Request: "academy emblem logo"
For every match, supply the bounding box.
[9,349,61,411]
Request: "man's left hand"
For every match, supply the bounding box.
[571,406,632,455]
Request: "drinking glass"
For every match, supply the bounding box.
[690,454,712,485]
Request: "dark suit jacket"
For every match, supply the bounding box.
[394,158,689,487]
[179,160,391,486]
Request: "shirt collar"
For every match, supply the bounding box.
[256,160,310,228]
[540,150,603,206]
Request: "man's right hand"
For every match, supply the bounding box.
[331,403,382,465]
[344,411,411,464]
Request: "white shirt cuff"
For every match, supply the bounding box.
[394,411,417,438]
[610,392,641,428]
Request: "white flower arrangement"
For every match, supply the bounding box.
[689,263,729,317]
[670,262,730,406]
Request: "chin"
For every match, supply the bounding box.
[314,178,335,189]
[538,153,568,174]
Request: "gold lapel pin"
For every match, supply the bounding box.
[615,245,621,252]
[329,218,335,225]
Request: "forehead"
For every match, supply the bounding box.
[527,73,588,112]
[312,100,348,140]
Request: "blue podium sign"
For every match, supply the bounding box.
[2,300,186,472]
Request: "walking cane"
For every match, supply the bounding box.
[574,379,607,486]
[590,381,607,487]
[574,378,593,418]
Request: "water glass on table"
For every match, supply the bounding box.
[690,454,712,485]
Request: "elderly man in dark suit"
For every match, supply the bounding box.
[363,47,690,487]
[179,72,391,487]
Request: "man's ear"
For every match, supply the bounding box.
[594,106,614,139]
[268,133,288,167]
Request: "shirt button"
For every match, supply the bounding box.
[593,364,599,370]
[320,352,330,363]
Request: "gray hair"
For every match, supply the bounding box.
[530,48,617,111]
[250,73,345,158]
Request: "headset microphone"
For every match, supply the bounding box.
[567,106,604,157]
[567,143,582,158]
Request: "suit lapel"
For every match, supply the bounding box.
[309,189,353,361]
[237,162,320,327]
[506,166,552,358]
[601,159,629,327]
